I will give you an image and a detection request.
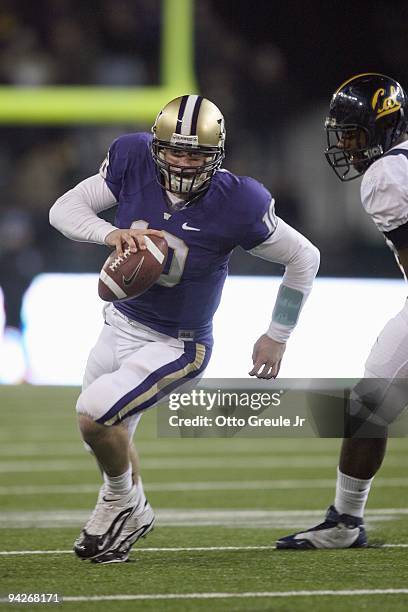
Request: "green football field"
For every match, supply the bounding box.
[0,385,407,611]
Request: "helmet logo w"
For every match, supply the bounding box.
[371,86,401,120]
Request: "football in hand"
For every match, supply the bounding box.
[98,235,168,301]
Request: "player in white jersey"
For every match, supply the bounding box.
[277,73,408,549]
[49,95,320,563]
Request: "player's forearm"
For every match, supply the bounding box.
[267,247,319,343]
[49,174,118,244]
[250,218,320,342]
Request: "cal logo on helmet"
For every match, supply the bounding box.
[371,86,402,120]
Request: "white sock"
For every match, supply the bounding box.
[104,465,133,497]
[334,467,374,518]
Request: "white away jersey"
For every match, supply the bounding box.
[361,140,408,234]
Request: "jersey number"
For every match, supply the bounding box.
[130,220,188,287]
[263,198,277,234]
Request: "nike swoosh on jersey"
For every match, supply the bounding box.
[122,256,145,286]
[182,222,200,231]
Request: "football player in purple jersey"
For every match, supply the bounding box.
[277,73,408,550]
[50,94,320,563]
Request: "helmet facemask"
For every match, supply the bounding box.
[151,141,224,196]
[325,119,382,181]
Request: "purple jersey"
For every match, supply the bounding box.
[102,133,274,346]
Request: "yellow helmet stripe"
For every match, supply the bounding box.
[335,72,390,94]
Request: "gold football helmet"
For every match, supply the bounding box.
[151,95,226,196]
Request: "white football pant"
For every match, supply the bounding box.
[364,299,408,378]
[351,299,408,427]
[76,304,210,439]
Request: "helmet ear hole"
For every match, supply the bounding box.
[378,111,407,150]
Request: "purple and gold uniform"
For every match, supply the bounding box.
[102,132,276,348]
[50,94,319,565]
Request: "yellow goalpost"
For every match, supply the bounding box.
[0,0,197,124]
